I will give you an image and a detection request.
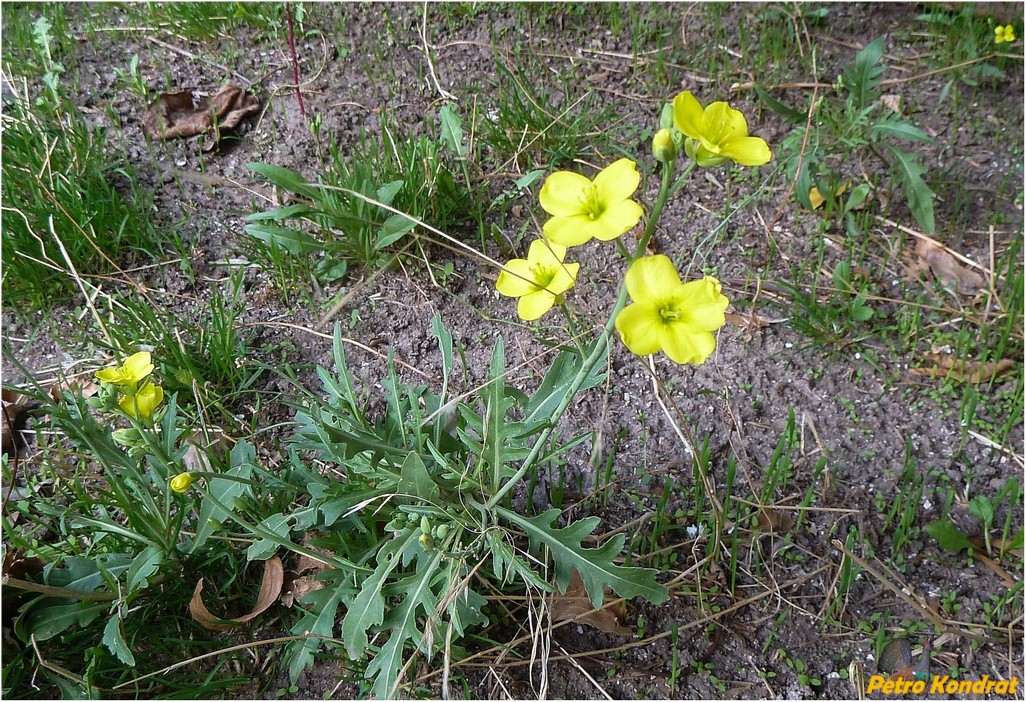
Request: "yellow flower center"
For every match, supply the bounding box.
[531,264,556,290]
[579,185,606,220]
[659,304,682,322]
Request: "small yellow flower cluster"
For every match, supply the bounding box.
[496,91,769,364]
[94,351,164,420]
[995,24,1015,44]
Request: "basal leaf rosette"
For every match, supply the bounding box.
[615,255,729,365]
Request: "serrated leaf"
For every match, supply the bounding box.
[482,339,518,490]
[443,560,488,636]
[888,147,935,234]
[341,534,409,659]
[524,344,606,426]
[439,103,466,157]
[191,447,255,553]
[925,519,974,554]
[103,616,136,667]
[868,119,932,143]
[287,582,348,682]
[397,451,439,500]
[367,552,444,699]
[126,545,162,593]
[247,513,291,560]
[844,36,886,109]
[244,223,322,255]
[497,507,668,608]
[19,601,106,642]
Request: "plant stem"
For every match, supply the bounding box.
[285,3,306,118]
[485,160,694,511]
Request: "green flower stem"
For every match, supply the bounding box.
[485,162,689,511]
[189,471,283,490]
[126,411,179,549]
[557,301,586,355]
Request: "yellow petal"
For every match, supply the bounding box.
[539,171,593,217]
[543,215,601,247]
[661,328,717,365]
[615,304,664,356]
[549,261,579,295]
[496,259,538,297]
[720,136,772,166]
[122,351,154,382]
[96,366,127,383]
[593,158,640,205]
[673,90,706,139]
[528,238,567,266]
[704,102,750,141]
[679,277,730,331]
[518,289,555,321]
[120,384,164,419]
[593,200,644,241]
[625,255,682,306]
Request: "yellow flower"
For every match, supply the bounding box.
[496,239,580,321]
[995,24,1015,44]
[170,473,198,493]
[614,255,729,365]
[673,91,771,167]
[539,158,644,247]
[652,128,677,163]
[119,384,164,420]
[95,351,154,386]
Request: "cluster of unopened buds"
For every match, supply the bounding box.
[496,90,771,366]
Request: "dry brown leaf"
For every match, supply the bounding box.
[143,84,260,150]
[880,94,902,114]
[189,555,284,631]
[1,389,31,456]
[549,569,632,636]
[281,538,333,608]
[913,238,985,295]
[910,353,1015,384]
[48,378,99,403]
[755,507,795,534]
[2,548,46,581]
[725,312,771,330]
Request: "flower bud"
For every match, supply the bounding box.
[170,472,198,493]
[659,102,675,130]
[652,128,677,164]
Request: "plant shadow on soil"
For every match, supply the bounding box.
[2,2,1023,700]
